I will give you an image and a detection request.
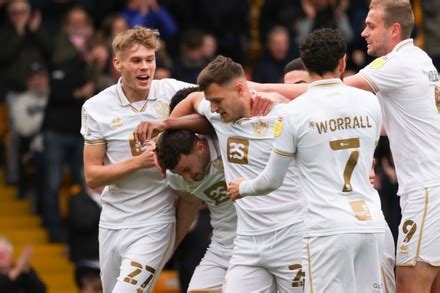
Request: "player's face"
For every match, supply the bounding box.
[204,82,247,122]
[0,244,12,271]
[113,44,156,98]
[172,142,210,182]
[362,8,393,57]
[284,70,309,84]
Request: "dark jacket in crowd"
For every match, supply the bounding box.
[0,269,46,293]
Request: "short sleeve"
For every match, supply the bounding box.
[272,113,296,157]
[81,105,105,145]
[359,55,404,93]
[197,98,212,118]
[166,171,189,193]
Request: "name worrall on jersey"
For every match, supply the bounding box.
[312,115,373,134]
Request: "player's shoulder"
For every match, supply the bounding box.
[83,84,118,110]
[151,78,196,98]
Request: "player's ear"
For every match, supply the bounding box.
[113,57,122,73]
[234,82,245,96]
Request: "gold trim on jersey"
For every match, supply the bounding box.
[415,188,429,262]
[306,239,315,293]
[396,188,429,267]
[85,139,106,145]
[381,267,389,293]
[273,148,294,157]
[359,73,379,93]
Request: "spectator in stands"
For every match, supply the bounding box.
[68,185,102,293]
[296,0,353,44]
[0,0,52,185]
[0,236,46,293]
[421,0,440,70]
[120,0,177,40]
[252,26,293,83]
[9,62,48,214]
[172,29,210,83]
[41,5,96,243]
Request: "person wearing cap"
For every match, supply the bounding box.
[9,61,48,205]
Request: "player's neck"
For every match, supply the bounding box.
[309,72,341,83]
[120,82,149,103]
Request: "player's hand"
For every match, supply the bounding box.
[227,177,244,201]
[137,142,157,169]
[135,120,166,144]
[251,92,273,116]
[9,245,32,280]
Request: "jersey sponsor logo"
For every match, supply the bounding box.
[111,117,123,128]
[204,181,229,205]
[274,116,284,137]
[154,100,170,118]
[368,56,388,69]
[252,120,269,137]
[227,137,249,164]
[349,200,372,221]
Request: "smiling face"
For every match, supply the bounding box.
[361,7,393,57]
[171,141,210,182]
[113,44,156,101]
[204,80,250,123]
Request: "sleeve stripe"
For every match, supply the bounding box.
[84,139,106,145]
[358,73,379,93]
[273,148,295,157]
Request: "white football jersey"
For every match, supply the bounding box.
[167,136,237,255]
[198,100,304,236]
[81,78,194,229]
[274,79,385,237]
[359,39,440,195]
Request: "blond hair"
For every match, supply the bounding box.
[0,236,13,254]
[369,0,414,39]
[112,26,161,56]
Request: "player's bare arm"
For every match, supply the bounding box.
[174,190,203,250]
[169,91,205,118]
[247,81,308,100]
[83,142,157,188]
[135,114,214,144]
[343,74,375,92]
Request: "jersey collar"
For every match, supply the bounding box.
[116,78,158,107]
[309,78,343,89]
[392,39,414,53]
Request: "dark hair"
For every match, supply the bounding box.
[156,130,198,170]
[169,86,200,112]
[284,58,306,74]
[299,28,346,76]
[197,55,244,91]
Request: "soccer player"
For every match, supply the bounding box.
[136,56,305,292]
[156,129,236,293]
[286,56,396,292]
[80,27,197,292]
[228,28,385,292]
[344,1,440,291]
[283,58,309,84]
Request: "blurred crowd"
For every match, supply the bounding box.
[0,0,439,291]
